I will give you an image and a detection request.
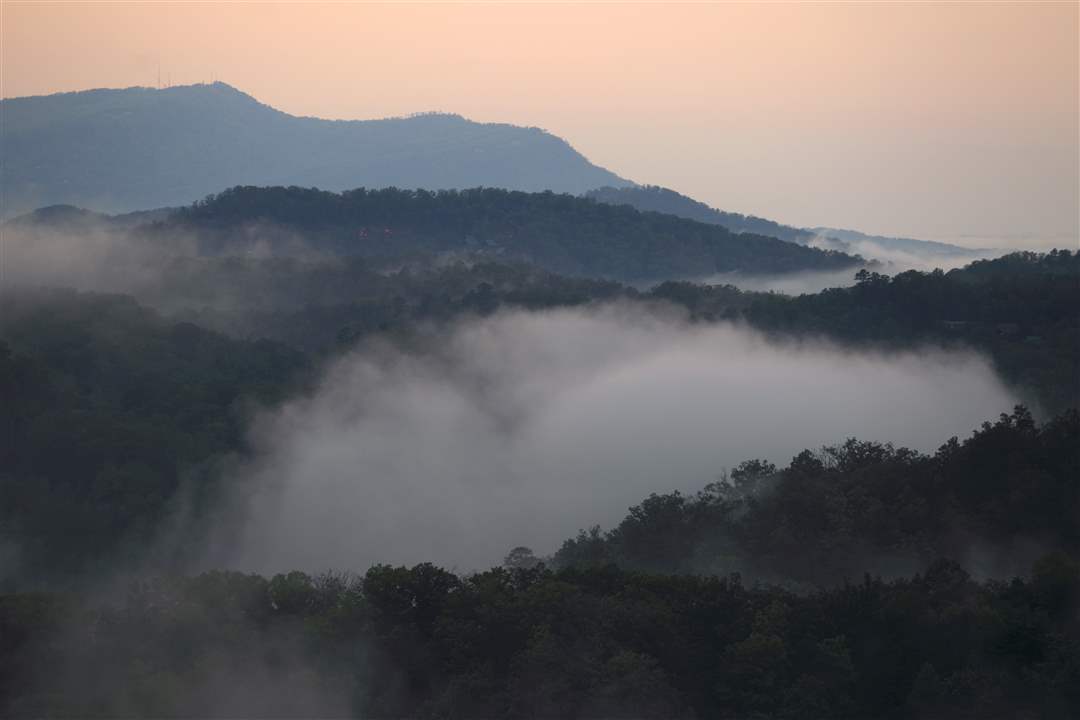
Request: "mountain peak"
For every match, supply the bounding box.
[1,84,629,217]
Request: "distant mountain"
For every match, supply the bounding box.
[7,186,863,282]
[587,185,989,266]
[806,226,995,261]
[586,185,816,245]
[0,83,630,218]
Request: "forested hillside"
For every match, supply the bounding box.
[654,251,1080,415]
[2,240,1075,718]
[587,185,985,263]
[556,408,1080,585]
[162,249,1080,415]
[165,185,861,279]
[160,260,630,352]
[2,270,1077,588]
[0,290,309,584]
[183,251,1079,416]
[4,527,1078,717]
[6,8,1075,720]
[7,186,862,284]
[586,185,816,244]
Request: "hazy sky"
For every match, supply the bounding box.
[2,2,1077,244]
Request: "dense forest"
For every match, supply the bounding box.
[555,408,1080,585]
[179,249,1080,415]
[136,259,631,353]
[2,251,1076,588]
[1,555,1076,718]
[2,188,1076,718]
[0,289,309,586]
[166,186,859,279]
[1,409,1077,718]
[10,191,1072,413]
[4,14,1075,715]
[654,250,1080,415]
[7,185,862,281]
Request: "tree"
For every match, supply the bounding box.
[503,546,541,570]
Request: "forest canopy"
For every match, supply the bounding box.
[161,185,863,279]
[2,187,1077,719]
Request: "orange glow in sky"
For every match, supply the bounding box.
[2,1,1077,243]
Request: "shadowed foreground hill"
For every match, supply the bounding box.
[1,289,1077,718]
[0,82,629,217]
[1,400,1077,717]
[0,289,310,582]
[3,556,1078,718]
[556,407,1080,586]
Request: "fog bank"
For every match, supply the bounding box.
[210,304,1019,575]
[696,268,863,295]
[700,243,1007,296]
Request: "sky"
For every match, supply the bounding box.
[2,1,1077,245]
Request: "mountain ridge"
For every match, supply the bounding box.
[0,82,631,217]
[6,185,864,283]
[586,185,997,266]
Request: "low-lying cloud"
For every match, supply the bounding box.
[695,268,865,295]
[2,219,186,294]
[807,235,1005,273]
[699,244,1008,296]
[208,304,1020,575]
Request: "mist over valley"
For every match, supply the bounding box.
[206,306,1019,575]
[1,5,1077,715]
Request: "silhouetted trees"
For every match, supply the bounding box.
[555,407,1080,586]
[166,185,860,279]
[0,289,309,585]
[2,249,1077,717]
[654,250,1080,415]
[2,554,1077,717]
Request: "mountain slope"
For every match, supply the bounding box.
[807,226,995,261]
[162,185,862,280]
[5,186,862,285]
[0,83,630,217]
[587,185,990,266]
[586,185,817,245]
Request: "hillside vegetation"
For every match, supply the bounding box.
[163,185,862,280]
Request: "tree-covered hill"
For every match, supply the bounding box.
[0,289,309,584]
[3,543,1077,717]
[3,284,1076,590]
[586,185,986,263]
[156,259,631,352]
[7,186,863,283]
[159,185,863,280]
[6,205,1073,411]
[1,286,1076,718]
[165,248,1078,416]
[166,251,1079,419]
[587,184,817,244]
[0,83,629,218]
[653,250,1080,415]
[2,401,1078,718]
[2,252,1075,588]
[555,407,1080,587]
